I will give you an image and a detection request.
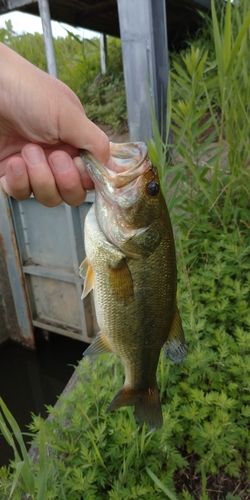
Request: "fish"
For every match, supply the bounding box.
[79,142,187,430]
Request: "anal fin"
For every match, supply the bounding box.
[106,384,163,430]
[83,332,112,356]
[164,306,187,364]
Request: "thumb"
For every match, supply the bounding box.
[57,91,110,166]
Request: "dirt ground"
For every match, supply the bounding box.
[96,123,130,143]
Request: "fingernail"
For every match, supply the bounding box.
[50,154,71,172]
[24,146,43,165]
[11,163,24,176]
[73,156,87,177]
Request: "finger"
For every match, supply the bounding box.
[73,156,94,191]
[58,101,110,166]
[1,157,32,200]
[48,151,88,206]
[79,118,110,166]
[22,144,62,207]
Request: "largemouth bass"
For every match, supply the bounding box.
[79,142,186,430]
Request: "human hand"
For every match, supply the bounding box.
[0,42,110,207]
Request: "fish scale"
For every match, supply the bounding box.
[79,142,187,430]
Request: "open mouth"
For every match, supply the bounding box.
[109,142,147,172]
[80,142,150,188]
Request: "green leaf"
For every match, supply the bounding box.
[8,461,24,500]
[146,468,178,500]
[37,420,47,500]
[0,398,35,494]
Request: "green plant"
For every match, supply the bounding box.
[150,0,250,260]
[146,468,178,500]
[0,398,48,499]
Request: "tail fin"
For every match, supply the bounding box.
[106,384,163,430]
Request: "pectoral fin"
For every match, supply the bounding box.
[122,227,161,257]
[164,307,187,364]
[79,258,94,299]
[83,332,112,356]
[108,258,134,301]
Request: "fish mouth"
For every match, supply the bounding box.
[80,142,152,253]
[79,142,151,190]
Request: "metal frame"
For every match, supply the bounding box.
[0,187,34,347]
[37,0,57,76]
[100,33,107,74]
[9,194,97,343]
[117,0,169,142]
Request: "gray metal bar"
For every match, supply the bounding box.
[117,0,169,142]
[65,205,88,338]
[65,206,83,275]
[37,0,58,77]
[150,0,169,141]
[33,315,81,330]
[100,33,107,74]
[23,264,79,282]
[33,320,83,340]
[0,188,34,347]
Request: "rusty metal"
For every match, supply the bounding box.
[0,187,35,348]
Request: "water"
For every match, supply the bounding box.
[0,331,87,467]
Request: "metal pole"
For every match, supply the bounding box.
[37,0,58,77]
[117,0,169,142]
[151,0,169,142]
[100,33,107,74]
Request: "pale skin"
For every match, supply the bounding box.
[0,42,116,207]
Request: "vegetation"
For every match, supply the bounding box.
[1,0,250,498]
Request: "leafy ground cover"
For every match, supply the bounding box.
[1,0,250,498]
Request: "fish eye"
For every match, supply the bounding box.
[147,181,160,196]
